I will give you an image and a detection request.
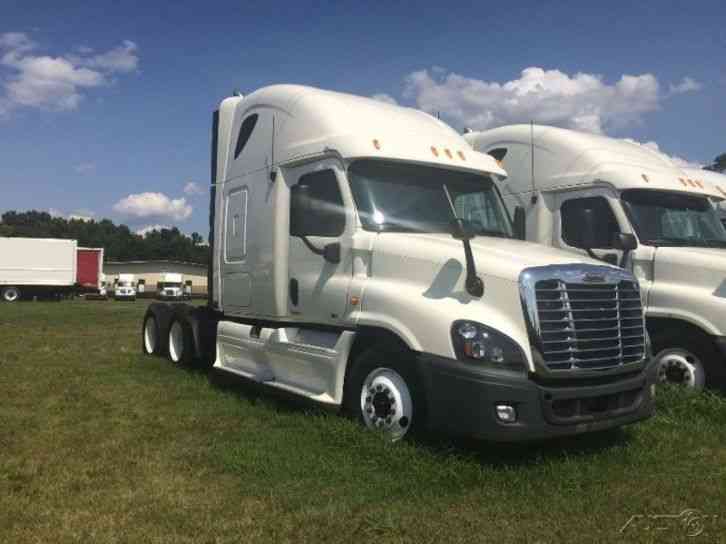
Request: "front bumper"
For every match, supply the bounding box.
[417,354,656,442]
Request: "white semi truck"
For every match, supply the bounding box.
[0,237,77,302]
[466,125,726,390]
[156,272,185,300]
[114,274,137,301]
[141,85,654,441]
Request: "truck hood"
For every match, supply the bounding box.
[654,246,726,293]
[377,233,608,283]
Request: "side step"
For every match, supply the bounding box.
[214,321,355,405]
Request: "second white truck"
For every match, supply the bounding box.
[140,85,655,442]
[466,125,726,390]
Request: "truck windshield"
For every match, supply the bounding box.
[159,282,181,288]
[117,281,133,287]
[348,160,513,237]
[622,189,726,247]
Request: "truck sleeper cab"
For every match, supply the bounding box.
[141,86,654,441]
[466,125,726,390]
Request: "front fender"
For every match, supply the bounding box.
[353,275,532,369]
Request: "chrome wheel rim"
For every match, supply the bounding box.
[655,349,705,390]
[169,321,184,363]
[143,318,157,354]
[360,368,413,441]
[3,288,19,302]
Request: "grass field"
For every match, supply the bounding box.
[1,301,726,543]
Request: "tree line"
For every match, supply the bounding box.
[0,210,209,264]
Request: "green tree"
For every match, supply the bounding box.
[0,210,209,264]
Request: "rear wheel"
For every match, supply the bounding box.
[2,286,21,303]
[345,346,425,441]
[142,313,160,355]
[168,318,193,365]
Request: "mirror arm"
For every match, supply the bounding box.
[298,235,340,264]
[299,235,325,256]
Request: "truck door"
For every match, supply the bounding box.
[555,190,625,265]
[287,161,352,323]
[222,185,252,308]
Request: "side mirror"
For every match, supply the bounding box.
[580,208,598,250]
[513,206,526,241]
[613,232,638,251]
[290,184,313,236]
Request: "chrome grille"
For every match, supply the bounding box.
[534,278,645,370]
[519,265,647,373]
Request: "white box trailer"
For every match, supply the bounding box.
[0,237,77,302]
[139,85,655,442]
[466,125,726,390]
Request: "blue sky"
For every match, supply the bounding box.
[2,1,725,236]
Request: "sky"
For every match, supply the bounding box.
[1,1,725,236]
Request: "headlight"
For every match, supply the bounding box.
[451,320,527,373]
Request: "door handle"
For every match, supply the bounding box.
[289,278,299,306]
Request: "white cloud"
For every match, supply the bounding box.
[113,192,192,221]
[136,224,170,236]
[183,181,205,196]
[401,66,702,135]
[0,32,139,114]
[669,77,701,95]
[371,93,398,105]
[74,162,96,174]
[623,138,702,169]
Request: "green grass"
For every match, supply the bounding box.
[1,301,725,543]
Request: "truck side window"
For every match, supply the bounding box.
[561,197,619,249]
[225,188,248,261]
[293,170,345,237]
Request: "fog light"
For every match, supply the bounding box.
[495,404,517,423]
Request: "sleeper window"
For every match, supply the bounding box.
[225,188,248,261]
[561,196,619,249]
[292,170,345,237]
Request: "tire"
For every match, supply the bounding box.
[142,313,161,356]
[652,332,722,390]
[344,346,425,441]
[167,317,193,365]
[2,286,21,303]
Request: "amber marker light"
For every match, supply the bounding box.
[444,148,453,159]
[641,174,650,183]
[457,150,466,161]
[350,296,360,306]
[679,178,688,187]
[372,139,381,150]
[431,146,439,157]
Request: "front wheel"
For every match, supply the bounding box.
[345,347,425,441]
[1,286,21,303]
[654,348,706,390]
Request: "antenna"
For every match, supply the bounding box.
[530,121,538,205]
[269,114,276,182]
